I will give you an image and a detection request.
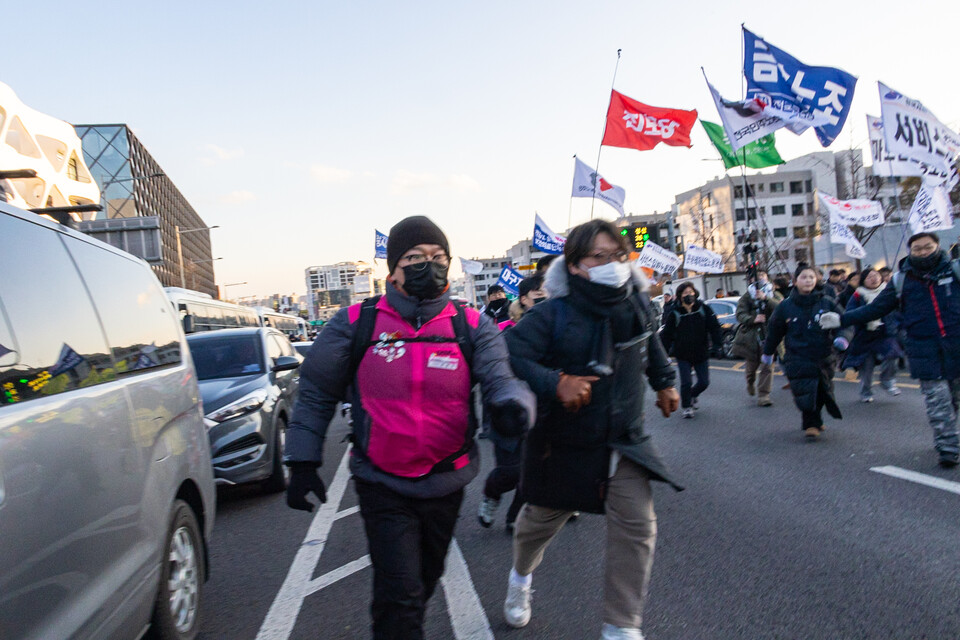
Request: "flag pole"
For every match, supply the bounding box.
[569,155,576,230]
[592,48,622,220]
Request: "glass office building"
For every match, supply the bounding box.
[74,124,216,297]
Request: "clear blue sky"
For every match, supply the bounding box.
[6,0,958,297]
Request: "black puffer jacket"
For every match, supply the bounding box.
[763,287,843,418]
[660,299,722,363]
[505,261,681,514]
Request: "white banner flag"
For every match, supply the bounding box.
[459,257,484,275]
[828,209,867,259]
[866,115,924,178]
[817,192,884,228]
[703,70,785,152]
[879,83,960,182]
[637,241,681,275]
[683,244,724,274]
[571,157,626,217]
[909,182,955,234]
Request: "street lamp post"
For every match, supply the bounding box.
[187,257,222,291]
[176,226,220,288]
[222,281,247,301]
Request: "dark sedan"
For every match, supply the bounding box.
[187,328,302,492]
[705,297,741,359]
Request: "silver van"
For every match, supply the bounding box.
[0,202,216,640]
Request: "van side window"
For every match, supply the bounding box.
[0,216,114,404]
[64,237,182,375]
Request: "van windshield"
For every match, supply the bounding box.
[188,335,264,380]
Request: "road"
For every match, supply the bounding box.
[199,363,960,639]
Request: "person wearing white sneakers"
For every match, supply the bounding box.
[502,220,682,639]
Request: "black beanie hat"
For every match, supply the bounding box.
[386,216,450,272]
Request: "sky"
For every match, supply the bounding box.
[5,0,960,299]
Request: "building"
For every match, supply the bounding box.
[0,81,100,215]
[73,124,216,297]
[304,261,383,320]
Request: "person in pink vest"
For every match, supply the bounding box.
[284,216,535,640]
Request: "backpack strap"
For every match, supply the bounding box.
[448,299,475,367]
[892,272,906,301]
[952,259,960,282]
[347,295,383,388]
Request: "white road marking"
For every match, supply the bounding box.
[441,539,496,639]
[255,449,353,640]
[256,448,495,639]
[870,465,960,496]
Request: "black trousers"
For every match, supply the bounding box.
[801,378,829,431]
[483,441,524,525]
[355,478,464,640]
[677,359,710,408]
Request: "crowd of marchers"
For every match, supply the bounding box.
[280,213,960,640]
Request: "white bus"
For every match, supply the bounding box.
[164,287,261,334]
[255,307,308,341]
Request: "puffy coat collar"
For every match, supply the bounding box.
[384,280,451,326]
[543,257,650,299]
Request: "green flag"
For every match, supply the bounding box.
[701,120,784,170]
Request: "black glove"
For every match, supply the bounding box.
[489,401,528,438]
[286,462,327,512]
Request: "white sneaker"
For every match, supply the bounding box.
[504,580,532,628]
[682,408,695,419]
[884,384,901,396]
[601,622,645,639]
[477,495,499,528]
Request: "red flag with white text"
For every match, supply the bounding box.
[601,90,698,151]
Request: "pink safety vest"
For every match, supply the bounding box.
[348,297,478,477]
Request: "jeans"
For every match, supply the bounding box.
[860,355,898,398]
[677,359,710,408]
[355,478,464,640]
[921,378,960,456]
[483,441,524,525]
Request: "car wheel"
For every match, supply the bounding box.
[148,500,203,640]
[722,331,736,360]
[262,417,289,494]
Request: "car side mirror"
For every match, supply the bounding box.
[272,355,301,372]
[182,314,195,334]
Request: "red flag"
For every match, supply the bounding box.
[601,89,698,151]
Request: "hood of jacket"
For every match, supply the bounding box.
[543,256,650,299]
[508,298,525,322]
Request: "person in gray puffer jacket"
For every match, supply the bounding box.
[284,215,535,640]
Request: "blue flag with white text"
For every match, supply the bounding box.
[375,230,388,259]
[743,27,857,147]
[496,265,524,296]
[533,214,565,254]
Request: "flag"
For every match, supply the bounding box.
[375,230,388,259]
[496,265,524,296]
[879,83,960,183]
[743,27,858,147]
[49,343,85,377]
[570,158,626,217]
[0,342,13,360]
[866,115,924,178]
[459,257,483,275]
[601,90,697,151]
[533,214,566,254]
[909,182,955,234]
[817,193,884,228]
[700,120,783,169]
[828,209,867,259]
[683,245,724,274]
[637,242,681,275]
[702,71,785,152]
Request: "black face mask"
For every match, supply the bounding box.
[401,262,449,300]
[682,295,696,305]
[488,298,509,313]
[910,250,942,273]
[531,296,545,305]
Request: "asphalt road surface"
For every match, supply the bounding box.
[200,363,960,639]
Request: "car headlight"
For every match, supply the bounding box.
[205,388,268,424]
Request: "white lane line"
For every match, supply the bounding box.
[305,554,372,596]
[334,505,360,521]
[255,449,352,640]
[870,465,960,496]
[441,538,495,640]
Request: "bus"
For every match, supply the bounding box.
[255,307,308,341]
[164,287,261,333]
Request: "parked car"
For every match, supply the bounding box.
[186,328,302,492]
[0,201,215,640]
[704,296,741,359]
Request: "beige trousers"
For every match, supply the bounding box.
[745,357,773,396]
[512,456,657,629]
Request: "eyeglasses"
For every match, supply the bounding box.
[401,253,450,269]
[583,250,628,265]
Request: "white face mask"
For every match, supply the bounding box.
[584,261,632,288]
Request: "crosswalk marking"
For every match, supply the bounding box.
[870,465,960,496]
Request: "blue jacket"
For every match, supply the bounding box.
[842,251,960,381]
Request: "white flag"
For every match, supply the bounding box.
[459,257,484,275]
[571,157,626,217]
[866,115,924,178]
[683,245,724,274]
[908,182,955,234]
[828,209,867,259]
[817,192,884,228]
[879,83,960,183]
[637,241,681,275]
[703,70,785,152]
